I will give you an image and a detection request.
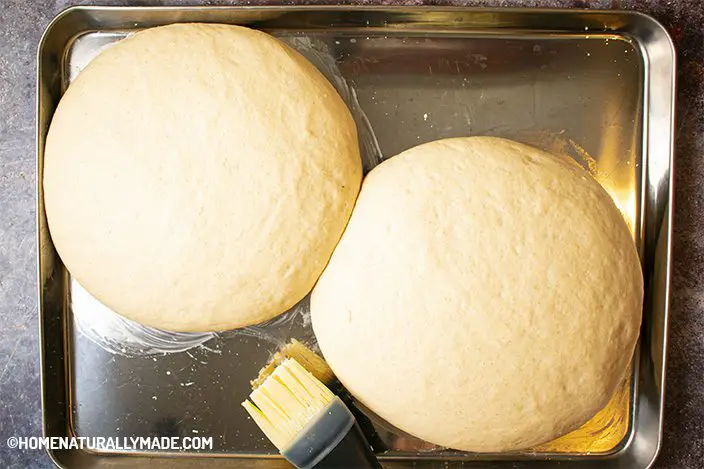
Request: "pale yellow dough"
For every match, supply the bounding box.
[311,137,643,452]
[44,24,362,331]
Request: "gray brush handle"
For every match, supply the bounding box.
[282,396,381,469]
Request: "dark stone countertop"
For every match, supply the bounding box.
[1,0,701,468]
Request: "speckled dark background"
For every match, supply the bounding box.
[0,1,701,468]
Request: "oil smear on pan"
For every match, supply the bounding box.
[71,279,216,357]
[218,296,317,348]
[72,280,315,357]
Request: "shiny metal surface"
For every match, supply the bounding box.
[37,6,675,468]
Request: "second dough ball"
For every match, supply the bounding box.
[44,24,362,331]
[311,137,642,452]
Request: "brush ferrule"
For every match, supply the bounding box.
[282,396,354,469]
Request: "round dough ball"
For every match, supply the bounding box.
[311,137,642,452]
[44,24,362,332]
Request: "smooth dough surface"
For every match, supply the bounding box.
[44,23,362,331]
[311,137,643,452]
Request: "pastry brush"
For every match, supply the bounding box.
[251,339,387,453]
[242,357,381,469]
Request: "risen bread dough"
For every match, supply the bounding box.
[44,24,362,331]
[311,137,642,452]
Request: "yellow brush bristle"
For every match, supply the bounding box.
[250,339,335,391]
[242,358,335,451]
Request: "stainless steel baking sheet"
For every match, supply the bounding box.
[37,6,675,469]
